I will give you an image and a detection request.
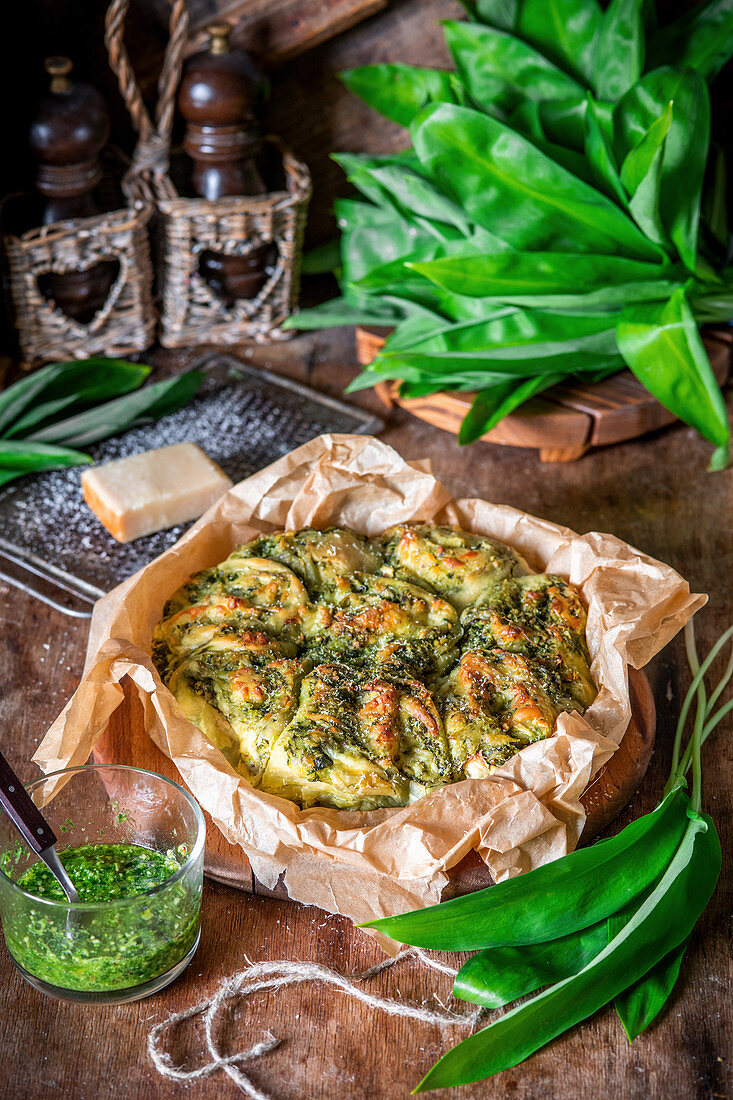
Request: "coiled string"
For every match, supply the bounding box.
[148,948,483,1098]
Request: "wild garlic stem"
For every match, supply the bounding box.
[701,697,733,743]
[665,623,733,795]
[690,666,706,814]
[679,644,733,777]
[703,642,733,717]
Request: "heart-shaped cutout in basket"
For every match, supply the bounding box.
[197,243,279,307]
[36,255,124,332]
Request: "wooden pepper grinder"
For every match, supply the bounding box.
[29,58,119,324]
[178,23,275,304]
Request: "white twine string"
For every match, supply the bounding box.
[148,947,483,1098]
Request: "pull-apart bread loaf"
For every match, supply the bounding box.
[153,525,596,810]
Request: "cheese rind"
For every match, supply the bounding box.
[81,442,233,543]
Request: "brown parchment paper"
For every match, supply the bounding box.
[34,434,705,940]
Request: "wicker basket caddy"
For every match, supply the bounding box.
[3,204,154,366]
[1,0,192,366]
[158,144,311,347]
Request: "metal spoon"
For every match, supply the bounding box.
[0,750,80,903]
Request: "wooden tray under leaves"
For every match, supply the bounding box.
[356,325,733,462]
[94,670,655,902]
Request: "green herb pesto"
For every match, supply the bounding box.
[6,843,200,992]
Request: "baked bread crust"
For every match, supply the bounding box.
[152,524,596,810]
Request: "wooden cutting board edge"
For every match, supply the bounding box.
[93,667,656,902]
[356,325,733,463]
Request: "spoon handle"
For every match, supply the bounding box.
[0,751,57,854]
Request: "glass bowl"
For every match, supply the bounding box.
[0,764,205,1004]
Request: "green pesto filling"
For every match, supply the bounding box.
[5,843,199,992]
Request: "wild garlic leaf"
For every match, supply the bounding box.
[338,65,461,127]
[410,252,677,299]
[616,288,730,468]
[648,0,733,81]
[28,372,203,449]
[615,68,710,270]
[458,372,566,443]
[415,809,720,1090]
[411,103,665,261]
[594,0,646,101]
[620,101,673,196]
[0,439,93,470]
[515,0,602,86]
[462,0,520,32]
[454,920,610,1008]
[362,785,689,949]
[443,21,584,111]
[0,358,149,437]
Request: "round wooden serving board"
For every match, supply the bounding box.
[93,669,655,902]
[356,325,733,463]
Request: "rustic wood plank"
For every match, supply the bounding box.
[142,0,387,63]
[1,328,731,1100]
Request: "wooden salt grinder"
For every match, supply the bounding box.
[178,23,274,304]
[29,57,118,324]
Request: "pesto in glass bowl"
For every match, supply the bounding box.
[0,764,205,1004]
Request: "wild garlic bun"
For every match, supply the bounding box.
[153,525,596,810]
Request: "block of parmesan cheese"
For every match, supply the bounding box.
[81,442,232,543]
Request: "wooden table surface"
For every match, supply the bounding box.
[1,329,731,1100]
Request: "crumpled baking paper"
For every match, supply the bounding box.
[34,434,704,940]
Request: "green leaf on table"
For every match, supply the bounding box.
[594,0,645,101]
[336,157,475,238]
[648,0,733,81]
[410,252,674,299]
[28,371,204,449]
[443,21,584,116]
[414,808,721,1090]
[4,359,151,438]
[537,96,588,151]
[614,937,690,1040]
[411,103,665,261]
[618,102,674,248]
[620,100,673,196]
[458,372,565,442]
[0,439,92,469]
[616,287,730,469]
[283,297,402,331]
[454,921,610,1008]
[0,440,93,487]
[615,68,710,270]
[361,785,690,950]
[339,64,460,127]
[463,0,520,30]
[584,95,628,204]
[515,0,602,86]
[0,358,149,437]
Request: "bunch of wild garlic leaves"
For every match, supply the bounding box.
[364,620,731,1090]
[288,0,733,467]
[0,359,202,487]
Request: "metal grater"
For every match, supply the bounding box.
[0,354,383,618]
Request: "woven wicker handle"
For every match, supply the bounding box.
[104,0,189,204]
